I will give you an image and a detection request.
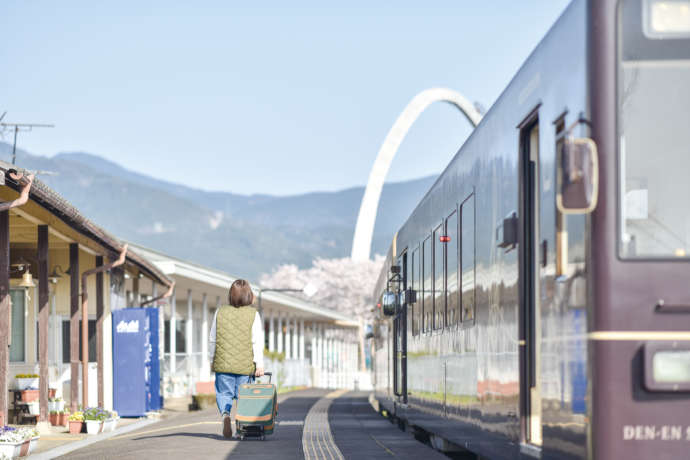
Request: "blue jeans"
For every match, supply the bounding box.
[215,372,254,415]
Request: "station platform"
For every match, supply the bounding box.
[53,389,448,459]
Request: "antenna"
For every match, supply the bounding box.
[0,115,54,164]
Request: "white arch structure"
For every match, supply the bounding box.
[351,87,483,261]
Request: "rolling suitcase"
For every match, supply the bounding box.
[235,372,277,440]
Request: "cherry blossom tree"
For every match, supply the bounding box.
[261,256,385,371]
[260,255,385,320]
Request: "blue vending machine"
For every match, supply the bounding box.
[113,309,149,417]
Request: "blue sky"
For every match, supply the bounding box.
[2,1,570,195]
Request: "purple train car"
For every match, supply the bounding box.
[372,0,690,459]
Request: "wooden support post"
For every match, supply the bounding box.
[0,211,9,425]
[132,274,139,307]
[69,243,80,412]
[95,255,104,408]
[38,225,49,421]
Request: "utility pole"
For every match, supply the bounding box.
[0,113,54,164]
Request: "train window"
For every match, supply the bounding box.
[446,210,459,328]
[433,224,445,330]
[411,247,420,336]
[461,194,476,323]
[618,0,690,259]
[423,236,432,333]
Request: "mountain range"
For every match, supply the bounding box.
[0,142,437,279]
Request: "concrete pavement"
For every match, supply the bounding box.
[53,389,447,460]
[57,389,325,460]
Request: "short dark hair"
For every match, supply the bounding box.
[229,279,254,307]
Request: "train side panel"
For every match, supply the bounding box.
[375,1,590,459]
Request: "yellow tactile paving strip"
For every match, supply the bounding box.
[302,389,348,460]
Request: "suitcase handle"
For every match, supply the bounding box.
[261,371,272,384]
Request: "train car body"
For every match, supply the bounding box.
[371,0,690,458]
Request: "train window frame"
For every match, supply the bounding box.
[445,208,460,330]
[460,192,477,328]
[432,222,445,332]
[616,0,690,262]
[411,245,420,337]
[422,234,433,335]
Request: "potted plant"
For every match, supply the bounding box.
[58,410,69,426]
[20,388,39,402]
[49,410,59,426]
[84,407,107,434]
[0,426,34,458]
[25,400,40,416]
[48,397,65,412]
[0,425,25,458]
[108,410,119,432]
[103,410,119,432]
[102,411,113,432]
[18,427,37,457]
[15,373,39,390]
[68,411,84,434]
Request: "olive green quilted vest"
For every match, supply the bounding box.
[212,306,257,375]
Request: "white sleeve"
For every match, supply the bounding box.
[252,311,265,369]
[209,309,218,365]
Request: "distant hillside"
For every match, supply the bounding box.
[1,143,437,279]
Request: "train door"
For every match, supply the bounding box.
[519,117,542,447]
[393,252,408,404]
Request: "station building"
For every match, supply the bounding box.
[128,244,367,398]
[0,162,173,425]
[0,161,367,427]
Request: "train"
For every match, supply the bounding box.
[370,0,690,459]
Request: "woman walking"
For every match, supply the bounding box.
[209,279,265,438]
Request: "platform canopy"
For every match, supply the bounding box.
[127,242,358,327]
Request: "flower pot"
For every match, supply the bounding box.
[48,400,65,412]
[50,413,59,426]
[68,420,83,435]
[20,389,39,402]
[85,420,102,435]
[29,436,39,455]
[104,418,118,432]
[0,440,23,458]
[16,377,39,390]
[58,413,69,426]
[27,401,40,415]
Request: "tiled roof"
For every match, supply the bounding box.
[0,161,172,287]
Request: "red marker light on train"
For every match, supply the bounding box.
[439,235,451,243]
